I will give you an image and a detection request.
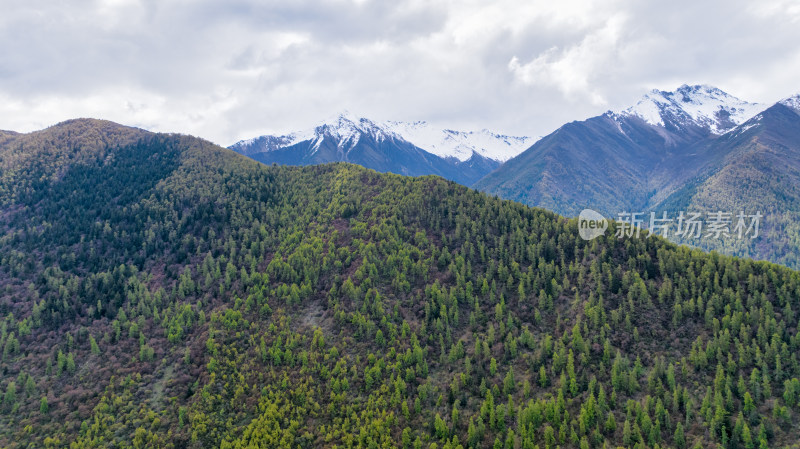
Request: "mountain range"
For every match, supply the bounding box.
[476,84,800,268]
[230,85,800,268]
[229,112,536,186]
[476,84,775,215]
[2,119,800,448]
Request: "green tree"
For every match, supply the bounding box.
[90,335,101,355]
[605,412,617,435]
[3,382,16,409]
[503,367,515,394]
[674,421,685,449]
[66,352,76,373]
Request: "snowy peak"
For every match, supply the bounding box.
[230,112,385,156]
[381,120,536,162]
[619,84,767,134]
[779,94,800,114]
[317,111,376,139]
[313,112,391,150]
[231,129,316,156]
[232,113,535,163]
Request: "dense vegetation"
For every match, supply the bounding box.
[660,109,800,270]
[0,119,799,448]
[475,102,800,271]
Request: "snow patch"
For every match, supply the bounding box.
[234,112,537,162]
[381,120,537,162]
[779,94,800,114]
[733,123,758,137]
[230,127,317,153]
[618,84,767,134]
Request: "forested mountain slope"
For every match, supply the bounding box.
[475,87,800,270]
[1,119,799,448]
[658,102,800,269]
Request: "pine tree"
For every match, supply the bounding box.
[24,376,36,397]
[503,367,515,394]
[90,335,101,355]
[673,421,685,448]
[3,382,16,409]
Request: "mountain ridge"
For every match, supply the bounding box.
[1,119,800,448]
[231,112,536,162]
[475,85,800,269]
[616,84,766,134]
[229,112,534,185]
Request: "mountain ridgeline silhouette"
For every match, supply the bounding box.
[0,119,799,448]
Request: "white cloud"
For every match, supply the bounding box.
[1,0,800,145]
[507,14,628,105]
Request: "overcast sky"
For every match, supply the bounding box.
[2,0,800,145]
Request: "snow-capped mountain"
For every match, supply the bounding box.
[307,112,402,150]
[476,84,800,268]
[380,120,536,162]
[780,93,800,113]
[476,84,791,216]
[231,112,376,157]
[229,112,530,186]
[229,112,534,186]
[617,84,767,134]
[232,112,534,163]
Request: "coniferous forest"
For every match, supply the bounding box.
[1,119,799,448]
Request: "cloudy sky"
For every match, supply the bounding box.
[2,0,800,145]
